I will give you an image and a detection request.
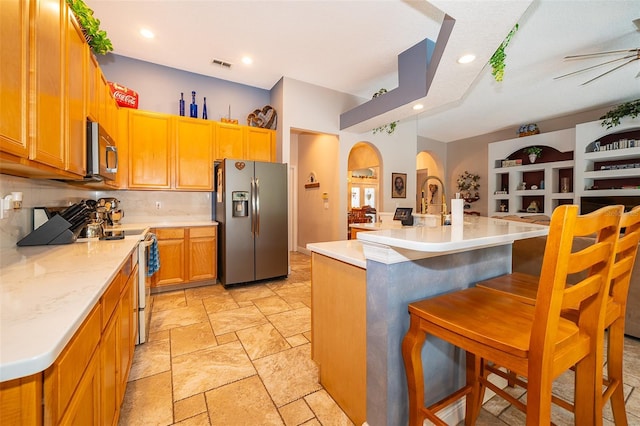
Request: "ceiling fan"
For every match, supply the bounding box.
[554,18,640,85]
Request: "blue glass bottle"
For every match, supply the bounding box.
[202,97,208,119]
[179,92,185,116]
[190,91,197,118]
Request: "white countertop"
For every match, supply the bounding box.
[356,215,548,253]
[0,237,140,381]
[306,240,366,269]
[0,219,218,382]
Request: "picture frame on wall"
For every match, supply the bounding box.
[392,172,407,198]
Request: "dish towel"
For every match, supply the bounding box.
[147,234,160,276]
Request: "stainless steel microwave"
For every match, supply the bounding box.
[86,121,117,181]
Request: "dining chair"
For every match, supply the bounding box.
[401,204,623,426]
[476,205,640,425]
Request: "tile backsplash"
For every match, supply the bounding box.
[0,174,212,248]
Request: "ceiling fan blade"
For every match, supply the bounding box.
[580,57,639,85]
[554,54,636,80]
[565,48,639,59]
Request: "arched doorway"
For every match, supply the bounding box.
[416,151,445,213]
[347,142,381,237]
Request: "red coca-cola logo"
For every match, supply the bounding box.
[108,82,139,109]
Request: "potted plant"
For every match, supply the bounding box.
[66,0,113,55]
[600,99,640,129]
[523,146,542,163]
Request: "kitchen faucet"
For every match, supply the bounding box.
[421,176,447,224]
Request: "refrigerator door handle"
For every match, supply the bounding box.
[251,178,256,236]
[255,178,260,236]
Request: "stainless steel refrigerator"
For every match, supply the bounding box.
[215,159,288,286]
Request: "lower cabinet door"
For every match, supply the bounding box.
[59,350,100,425]
[101,312,119,426]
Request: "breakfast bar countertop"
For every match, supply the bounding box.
[356,215,549,255]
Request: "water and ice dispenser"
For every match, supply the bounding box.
[232,191,249,217]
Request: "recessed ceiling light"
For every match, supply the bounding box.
[241,56,253,65]
[140,28,155,39]
[457,54,476,64]
[413,104,424,111]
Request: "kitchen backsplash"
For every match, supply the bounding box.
[0,174,212,248]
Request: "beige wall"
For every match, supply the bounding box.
[296,132,341,250]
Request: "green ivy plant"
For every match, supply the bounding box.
[600,99,640,129]
[66,0,113,55]
[523,146,542,157]
[371,89,398,135]
[489,24,519,82]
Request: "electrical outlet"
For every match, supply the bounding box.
[155,202,161,209]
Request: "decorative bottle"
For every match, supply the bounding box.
[190,91,197,118]
[202,97,208,119]
[179,92,185,116]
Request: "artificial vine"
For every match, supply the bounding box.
[489,24,519,82]
[600,99,640,129]
[66,0,113,55]
[371,89,398,135]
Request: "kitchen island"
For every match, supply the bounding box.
[308,216,549,426]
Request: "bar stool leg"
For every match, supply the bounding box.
[464,352,482,425]
[608,320,629,426]
[402,314,428,426]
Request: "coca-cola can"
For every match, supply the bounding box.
[108,82,139,109]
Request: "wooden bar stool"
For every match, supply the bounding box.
[402,204,623,426]
[476,206,640,425]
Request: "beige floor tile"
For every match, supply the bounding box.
[153,291,187,312]
[252,295,292,315]
[172,341,256,401]
[205,375,283,426]
[208,305,268,335]
[150,304,209,333]
[253,343,321,407]
[304,390,354,426]
[174,393,207,423]
[299,420,321,426]
[228,284,277,303]
[119,371,173,426]
[216,332,238,345]
[273,285,311,306]
[268,307,311,338]
[148,329,170,342]
[201,293,239,314]
[236,323,290,360]
[172,412,211,426]
[170,322,218,357]
[184,283,227,301]
[279,399,314,426]
[128,338,171,381]
[286,334,309,347]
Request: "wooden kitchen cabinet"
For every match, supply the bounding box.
[128,110,173,189]
[153,227,187,287]
[119,265,137,398]
[245,126,275,162]
[0,374,42,425]
[65,10,86,176]
[152,226,218,291]
[175,117,214,190]
[188,226,217,282]
[32,0,66,170]
[215,121,244,160]
[0,0,30,159]
[57,350,100,426]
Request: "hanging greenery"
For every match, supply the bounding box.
[600,99,640,129]
[489,24,519,82]
[371,89,398,135]
[66,0,113,55]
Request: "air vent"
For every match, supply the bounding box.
[211,58,232,69]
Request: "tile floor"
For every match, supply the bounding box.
[119,251,640,426]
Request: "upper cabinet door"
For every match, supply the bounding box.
[175,117,214,190]
[215,122,244,160]
[245,127,274,162]
[32,0,65,169]
[86,52,99,122]
[65,11,86,176]
[0,0,30,158]
[128,110,172,189]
